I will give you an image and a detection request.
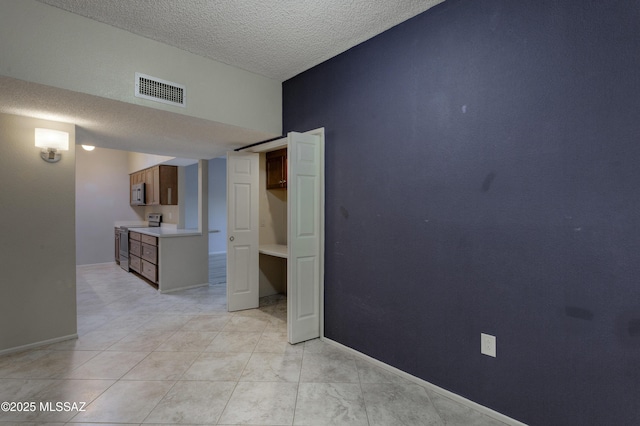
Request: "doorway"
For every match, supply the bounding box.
[227,129,325,344]
[183,157,228,285]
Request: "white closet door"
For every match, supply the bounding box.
[288,131,324,344]
[226,151,259,311]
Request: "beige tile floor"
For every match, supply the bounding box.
[0,262,508,425]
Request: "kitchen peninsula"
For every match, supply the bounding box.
[119,158,210,293]
[127,225,208,293]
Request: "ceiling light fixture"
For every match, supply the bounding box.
[34,128,69,163]
[81,145,95,151]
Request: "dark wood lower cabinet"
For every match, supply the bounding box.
[129,232,158,285]
[141,259,157,283]
[130,255,141,273]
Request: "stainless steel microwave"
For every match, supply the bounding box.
[131,182,145,205]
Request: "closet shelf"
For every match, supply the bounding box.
[259,244,288,259]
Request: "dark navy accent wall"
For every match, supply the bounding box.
[283,1,640,425]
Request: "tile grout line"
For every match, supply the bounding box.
[355,358,372,426]
[65,310,179,424]
[290,340,307,426]
[3,262,486,426]
[214,320,264,425]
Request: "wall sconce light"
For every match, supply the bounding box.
[35,128,69,163]
[81,145,95,151]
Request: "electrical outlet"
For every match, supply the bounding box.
[481,333,496,357]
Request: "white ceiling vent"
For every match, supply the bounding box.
[135,72,185,107]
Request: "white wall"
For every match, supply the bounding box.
[128,152,175,173]
[184,163,199,229]
[159,160,209,292]
[208,158,227,254]
[186,158,227,252]
[0,0,281,135]
[76,147,144,265]
[0,113,77,352]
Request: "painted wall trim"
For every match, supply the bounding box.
[321,337,528,426]
[0,334,78,357]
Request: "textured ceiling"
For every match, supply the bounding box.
[36,0,445,81]
[8,1,445,159]
[0,76,271,159]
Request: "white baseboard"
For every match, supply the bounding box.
[76,261,115,267]
[0,334,78,357]
[208,251,226,255]
[159,282,209,294]
[321,337,528,426]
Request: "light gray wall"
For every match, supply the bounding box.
[184,163,199,229]
[127,152,175,173]
[208,158,227,254]
[76,147,144,265]
[186,159,226,252]
[0,113,77,352]
[159,160,209,292]
[0,0,281,135]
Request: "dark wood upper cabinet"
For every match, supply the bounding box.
[129,165,178,206]
[266,148,287,189]
[147,165,178,205]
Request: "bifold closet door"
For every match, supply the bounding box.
[226,151,259,311]
[288,131,323,344]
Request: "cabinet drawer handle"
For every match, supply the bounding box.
[229,236,235,242]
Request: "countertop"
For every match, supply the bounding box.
[114,220,148,228]
[127,226,202,238]
[259,244,288,258]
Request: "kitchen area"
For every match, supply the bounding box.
[76,145,227,294]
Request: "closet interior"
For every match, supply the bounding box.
[258,147,288,298]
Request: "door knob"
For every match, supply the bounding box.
[229,236,235,241]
